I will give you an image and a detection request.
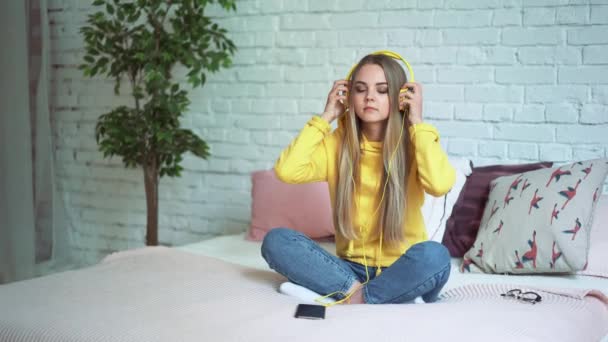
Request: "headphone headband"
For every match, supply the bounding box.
[345,50,415,83]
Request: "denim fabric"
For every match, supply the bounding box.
[261,227,451,304]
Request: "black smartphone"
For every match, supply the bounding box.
[294,304,326,320]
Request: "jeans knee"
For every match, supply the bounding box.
[411,241,451,272]
[261,227,296,260]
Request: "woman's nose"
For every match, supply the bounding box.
[366,91,376,102]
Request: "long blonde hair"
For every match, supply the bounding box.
[335,54,410,248]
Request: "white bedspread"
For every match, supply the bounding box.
[1,246,606,342]
[178,233,608,342]
[0,234,606,342]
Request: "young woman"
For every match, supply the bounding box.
[261,53,456,305]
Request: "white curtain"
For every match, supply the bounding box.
[0,0,69,284]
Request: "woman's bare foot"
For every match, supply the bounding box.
[344,281,365,304]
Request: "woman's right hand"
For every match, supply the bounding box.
[320,80,349,123]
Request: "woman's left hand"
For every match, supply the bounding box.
[399,82,423,125]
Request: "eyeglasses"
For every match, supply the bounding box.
[500,289,542,304]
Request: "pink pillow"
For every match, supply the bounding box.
[579,194,608,278]
[247,169,335,241]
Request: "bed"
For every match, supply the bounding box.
[1,160,607,341]
[0,231,606,342]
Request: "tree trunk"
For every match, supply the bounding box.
[143,163,159,246]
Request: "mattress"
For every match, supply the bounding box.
[176,232,608,294]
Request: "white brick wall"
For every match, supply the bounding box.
[47,0,608,267]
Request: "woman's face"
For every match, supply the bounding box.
[352,63,391,124]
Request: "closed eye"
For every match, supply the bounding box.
[354,87,388,93]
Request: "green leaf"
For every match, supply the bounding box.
[127,11,141,23]
[98,56,109,67]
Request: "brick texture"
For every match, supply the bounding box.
[47,0,608,266]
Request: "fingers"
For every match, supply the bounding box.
[399,99,410,112]
[327,80,350,108]
[332,85,348,101]
[337,90,348,104]
[333,79,350,89]
[398,83,422,112]
[400,82,420,107]
[399,92,418,111]
[398,90,413,111]
[335,84,348,93]
[331,80,350,104]
[399,82,421,107]
[331,80,349,94]
[401,82,421,93]
[399,89,412,99]
[400,83,420,97]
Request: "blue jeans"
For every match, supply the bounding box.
[261,227,451,304]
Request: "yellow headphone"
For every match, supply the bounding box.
[345,50,415,83]
[319,50,415,307]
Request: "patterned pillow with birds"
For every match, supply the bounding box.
[461,158,608,274]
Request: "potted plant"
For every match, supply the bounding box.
[79,0,237,245]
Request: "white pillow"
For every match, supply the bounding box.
[422,157,472,242]
[463,158,608,274]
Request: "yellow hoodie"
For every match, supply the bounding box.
[274,115,455,268]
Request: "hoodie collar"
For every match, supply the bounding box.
[360,133,383,153]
